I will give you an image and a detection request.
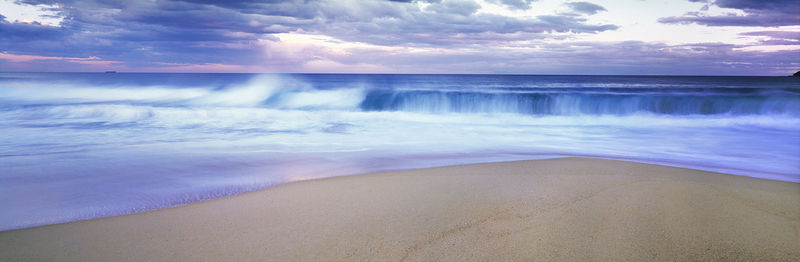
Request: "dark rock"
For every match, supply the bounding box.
[793,71,800,77]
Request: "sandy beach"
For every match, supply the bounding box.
[1,157,798,261]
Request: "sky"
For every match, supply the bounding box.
[0,0,798,75]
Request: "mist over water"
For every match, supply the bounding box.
[1,73,798,230]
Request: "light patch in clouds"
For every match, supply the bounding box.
[474,0,788,47]
[576,0,799,47]
[0,0,63,26]
[260,34,401,73]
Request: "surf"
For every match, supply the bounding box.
[1,73,798,231]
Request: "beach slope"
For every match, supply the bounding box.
[1,157,798,261]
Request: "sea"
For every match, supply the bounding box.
[1,73,798,230]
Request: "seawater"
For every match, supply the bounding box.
[1,73,798,230]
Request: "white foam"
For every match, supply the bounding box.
[274,88,365,110]
[0,75,369,111]
[0,83,208,104]
[191,75,283,107]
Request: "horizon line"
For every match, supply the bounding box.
[1,71,797,77]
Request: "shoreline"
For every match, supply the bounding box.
[4,153,797,233]
[2,154,795,232]
[1,157,798,260]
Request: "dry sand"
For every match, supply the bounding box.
[1,157,798,261]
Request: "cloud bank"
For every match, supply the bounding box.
[0,0,797,75]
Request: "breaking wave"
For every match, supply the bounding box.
[2,74,798,118]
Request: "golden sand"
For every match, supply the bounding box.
[1,157,798,261]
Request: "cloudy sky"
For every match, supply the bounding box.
[0,0,798,75]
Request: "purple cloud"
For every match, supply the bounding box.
[740,31,800,40]
[0,0,619,60]
[486,0,537,10]
[740,30,800,46]
[659,0,800,27]
[316,40,799,75]
[427,0,481,15]
[566,2,607,15]
[0,0,797,75]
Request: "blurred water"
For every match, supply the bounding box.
[1,73,798,231]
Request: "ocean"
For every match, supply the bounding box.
[1,73,798,230]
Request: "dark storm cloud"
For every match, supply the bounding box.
[659,0,800,27]
[565,2,606,15]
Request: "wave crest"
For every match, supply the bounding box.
[359,90,800,116]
